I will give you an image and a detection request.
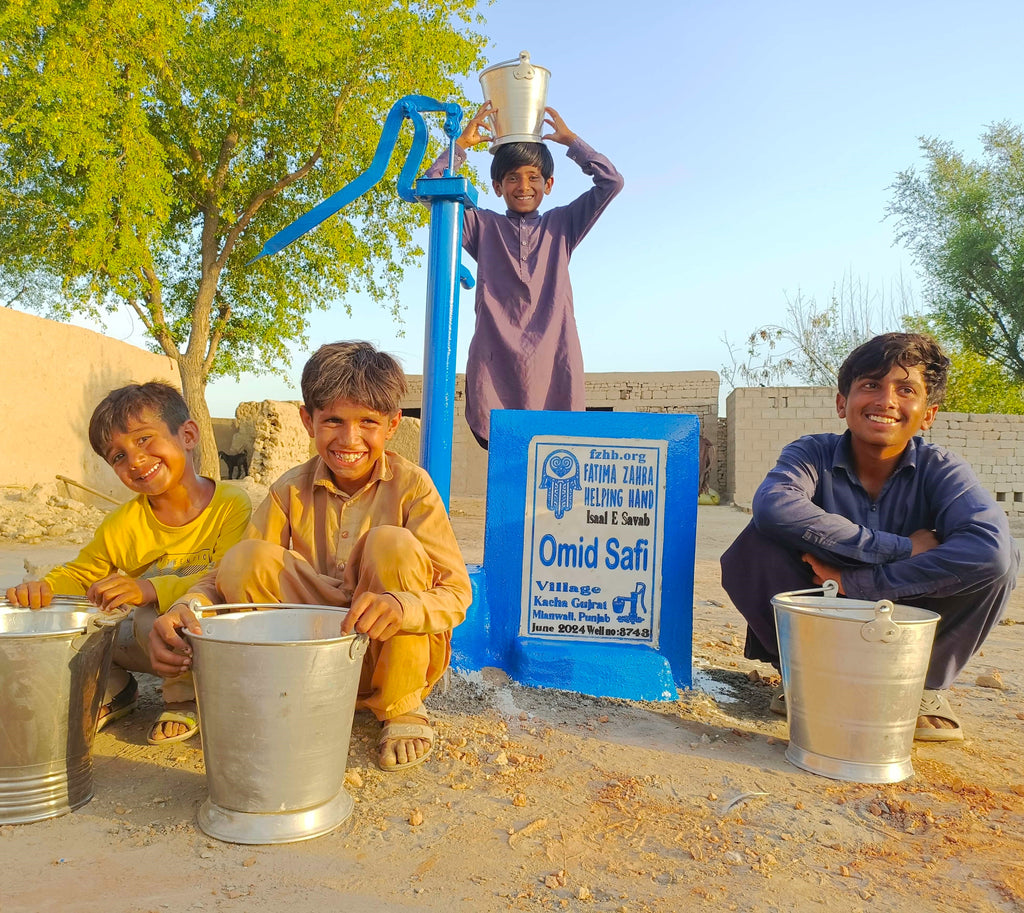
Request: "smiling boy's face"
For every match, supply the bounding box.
[301,397,401,494]
[104,408,197,496]
[836,364,939,461]
[492,164,553,214]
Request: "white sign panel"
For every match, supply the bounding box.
[520,436,666,646]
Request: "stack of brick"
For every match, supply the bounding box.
[925,413,1024,527]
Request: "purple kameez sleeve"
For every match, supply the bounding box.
[557,138,625,249]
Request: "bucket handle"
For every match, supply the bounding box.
[193,602,255,619]
[349,633,369,661]
[860,600,901,644]
[779,579,841,600]
[189,601,355,618]
[776,583,903,642]
[512,51,537,80]
[187,600,370,657]
[71,605,131,653]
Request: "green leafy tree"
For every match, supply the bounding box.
[944,348,1024,414]
[904,317,1024,414]
[721,272,915,389]
[0,0,486,474]
[889,122,1024,387]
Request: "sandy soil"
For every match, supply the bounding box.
[2,495,1023,913]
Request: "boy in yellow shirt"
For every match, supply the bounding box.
[5,382,251,743]
[150,342,472,771]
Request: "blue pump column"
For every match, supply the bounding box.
[415,176,477,509]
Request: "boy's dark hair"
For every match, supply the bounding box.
[301,341,407,416]
[490,141,554,183]
[88,382,191,458]
[837,332,950,406]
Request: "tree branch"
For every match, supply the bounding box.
[136,262,178,357]
[124,289,156,335]
[3,284,28,308]
[214,143,323,272]
[214,78,361,271]
[203,300,231,376]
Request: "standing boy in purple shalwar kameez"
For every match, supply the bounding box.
[426,101,624,448]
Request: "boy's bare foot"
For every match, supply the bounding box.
[96,675,139,731]
[147,700,200,744]
[914,690,964,742]
[916,714,959,732]
[378,705,434,771]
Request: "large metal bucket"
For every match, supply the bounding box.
[773,584,939,783]
[186,605,368,845]
[479,50,550,150]
[0,597,118,824]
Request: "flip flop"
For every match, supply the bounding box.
[378,708,434,771]
[147,705,200,745]
[915,690,964,742]
[769,685,787,716]
[96,675,139,732]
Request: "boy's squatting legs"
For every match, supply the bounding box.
[108,605,197,740]
[215,526,450,769]
[721,522,1016,732]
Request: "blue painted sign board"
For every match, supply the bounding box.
[454,409,699,701]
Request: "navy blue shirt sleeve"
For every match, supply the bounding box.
[842,453,1016,600]
[752,433,1018,602]
[752,435,911,565]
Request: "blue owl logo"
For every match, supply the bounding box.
[539,450,581,519]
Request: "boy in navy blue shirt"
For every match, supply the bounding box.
[721,333,1019,741]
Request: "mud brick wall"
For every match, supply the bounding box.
[725,386,844,510]
[1,307,179,499]
[401,374,489,498]
[923,414,1024,529]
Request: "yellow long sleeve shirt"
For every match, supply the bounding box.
[44,482,251,613]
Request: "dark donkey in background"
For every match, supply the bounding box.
[218,450,249,480]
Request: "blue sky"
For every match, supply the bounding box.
[91,0,1024,416]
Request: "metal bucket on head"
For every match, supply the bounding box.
[479,50,550,150]
[185,605,368,845]
[772,583,939,783]
[0,597,119,824]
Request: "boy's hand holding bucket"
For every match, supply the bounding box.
[149,599,203,675]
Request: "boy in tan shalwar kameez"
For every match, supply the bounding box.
[149,341,472,771]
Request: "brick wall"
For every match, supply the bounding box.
[397,375,1022,532]
[1,307,179,498]
[401,371,720,498]
[402,374,489,497]
[924,413,1024,528]
[725,386,844,509]
[726,387,1024,532]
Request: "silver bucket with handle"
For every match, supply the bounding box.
[184,604,368,845]
[772,581,939,783]
[0,597,125,824]
[479,50,550,150]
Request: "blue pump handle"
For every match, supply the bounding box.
[250,95,464,262]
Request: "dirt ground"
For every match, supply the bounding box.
[2,493,1023,913]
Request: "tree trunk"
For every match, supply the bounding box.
[177,358,221,480]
